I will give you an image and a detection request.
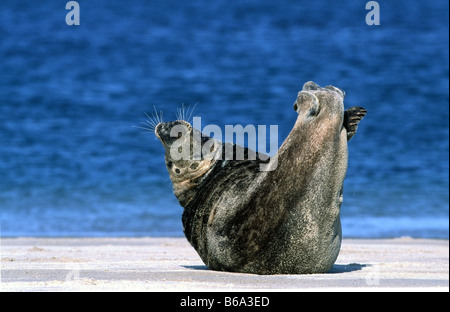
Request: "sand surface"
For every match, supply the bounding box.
[1,237,448,291]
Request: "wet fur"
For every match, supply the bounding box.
[156,81,366,274]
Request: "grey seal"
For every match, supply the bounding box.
[154,81,366,274]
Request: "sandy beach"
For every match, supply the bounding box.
[1,237,448,292]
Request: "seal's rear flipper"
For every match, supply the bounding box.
[344,107,367,141]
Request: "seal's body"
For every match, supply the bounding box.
[155,81,366,274]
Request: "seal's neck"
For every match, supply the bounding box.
[168,157,218,207]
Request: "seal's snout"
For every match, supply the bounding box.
[155,120,192,149]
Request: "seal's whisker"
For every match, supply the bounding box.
[141,121,156,131]
[175,103,197,123]
[135,109,163,135]
[186,103,198,124]
[132,125,155,133]
[176,103,186,121]
[152,106,159,123]
[143,106,164,129]
[143,118,155,125]
[147,118,158,128]
[146,121,157,129]
[182,103,187,121]
[145,112,158,127]
[176,105,181,121]
[151,110,158,124]
[151,105,164,125]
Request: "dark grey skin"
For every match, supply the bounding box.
[155,81,366,274]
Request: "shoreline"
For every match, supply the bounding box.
[1,235,449,239]
[1,237,448,291]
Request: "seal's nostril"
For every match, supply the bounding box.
[293,103,298,111]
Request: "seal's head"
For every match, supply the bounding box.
[155,120,218,206]
[155,120,192,150]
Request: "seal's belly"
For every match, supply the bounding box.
[204,197,343,274]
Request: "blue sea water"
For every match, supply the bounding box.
[0,0,448,238]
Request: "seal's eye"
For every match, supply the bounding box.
[178,146,182,153]
[175,168,181,174]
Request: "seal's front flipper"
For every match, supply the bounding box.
[344,107,367,141]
